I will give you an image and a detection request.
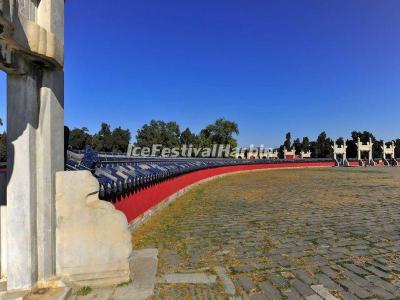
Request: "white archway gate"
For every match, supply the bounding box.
[381,141,398,166]
[357,137,374,165]
[332,141,348,166]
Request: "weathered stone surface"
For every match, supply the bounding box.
[0,0,64,69]
[56,171,131,286]
[6,72,40,290]
[112,249,158,300]
[158,273,217,284]
[259,281,281,299]
[215,266,236,295]
[311,285,339,300]
[337,280,372,299]
[291,279,315,297]
[236,276,255,293]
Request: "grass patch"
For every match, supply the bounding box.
[76,286,92,296]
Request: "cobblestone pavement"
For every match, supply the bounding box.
[133,167,400,300]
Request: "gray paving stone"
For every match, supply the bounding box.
[232,265,257,273]
[237,275,255,293]
[249,293,267,300]
[337,280,373,299]
[340,291,361,300]
[366,275,398,294]
[342,264,369,276]
[259,281,281,299]
[293,269,316,285]
[291,279,315,297]
[311,285,339,300]
[284,288,303,300]
[161,250,181,266]
[341,270,370,287]
[368,286,395,300]
[114,248,158,300]
[320,266,338,278]
[158,273,217,284]
[215,266,236,296]
[364,265,391,279]
[268,274,288,288]
[368,260,392,272]
[306,295,323,300]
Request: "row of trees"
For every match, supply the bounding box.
[136,118,239,150]
[68,118,240,153]
[1,115,399,161]
[280,131,400,159]
[68,123,131,153]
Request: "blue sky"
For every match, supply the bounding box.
[1,0,400,147]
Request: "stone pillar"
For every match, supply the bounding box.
[36,70,64,282]
[6,68,64,290]
[7,69,39,290]
[332,142,337,160]
[1,0,64,291]
[392,142,396,159]
[357,138,361,160]
[0,170,6,278]
[369,138,373,162]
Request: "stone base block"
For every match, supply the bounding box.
[56,171,132,287]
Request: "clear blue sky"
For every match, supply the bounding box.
[1,0,400,147]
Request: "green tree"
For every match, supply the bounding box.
[199,118,239,148]
[69,127,92,150]
[346,139,357,159]
[198,128,212,148]
[92,123,113,152]
[336,137,345,146]
[164,121,181,148]
[313,131,332,158]
[136,120,181,148]
[283,132,292,150]
[301,137,310,151]
[112,127,131,153]
[395,139,400,158]
[293,138,301,154]
[180,128,199,146]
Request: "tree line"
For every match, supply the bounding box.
[66,118,239,154]
[0,115,399,161]
[68,123,132,153]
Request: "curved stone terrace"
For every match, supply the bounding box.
[66,149,334,201]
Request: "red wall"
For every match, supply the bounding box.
[114,161,335,223]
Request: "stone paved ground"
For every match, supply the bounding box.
[133,167,400,300]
